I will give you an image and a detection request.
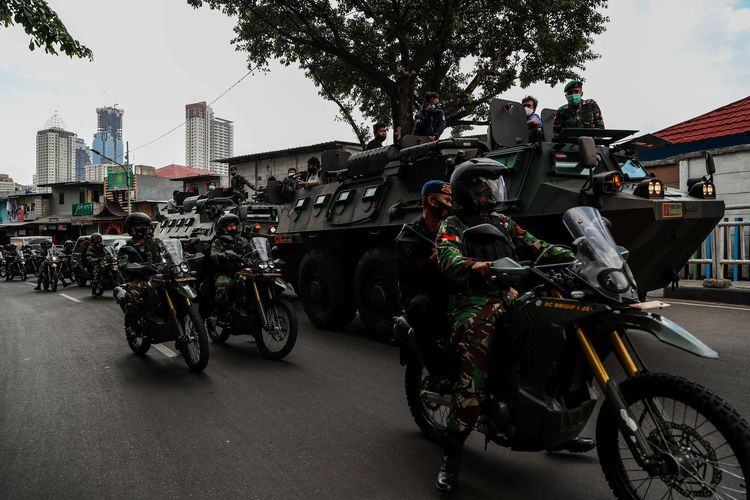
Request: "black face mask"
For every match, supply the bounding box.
[429,200,453,218]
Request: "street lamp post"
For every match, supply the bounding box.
[90,147,132,214]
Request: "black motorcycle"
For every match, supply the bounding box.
[4,249,26,281]
[396,206,749,499]
[0,252,6,278]
[23,247,42,276]
[38,246,62,292]
[114,239,209,372]
[205,236,297,360]
[91,246,123,297]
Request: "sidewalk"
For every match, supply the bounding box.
[649,279,750,306]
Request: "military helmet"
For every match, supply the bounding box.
[40,240,52,249]
[216,213,241,236]
[124,212,153,239]
[63,240,75,251]
[450,158,507,214]
[90,233,103,245]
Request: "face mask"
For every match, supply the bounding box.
[525,107,534,116]
[566,94,583,105]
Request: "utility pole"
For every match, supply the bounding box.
[125,141,131,214]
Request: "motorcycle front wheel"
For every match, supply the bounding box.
[255,298,297,360]
[126,320,151,355]
[405,359,450,445]
[51,271,58,292]
[182,304,209,373]
[597,373,749,500]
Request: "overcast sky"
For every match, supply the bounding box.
[1,0,750,184]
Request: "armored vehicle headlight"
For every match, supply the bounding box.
[634,178,665,199]
[688,180,716,199]
[270,226,277,234]
[592,172,624,195]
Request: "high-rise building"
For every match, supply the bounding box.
[185,101,233,175]
[210,117,234,176]
[35,112,76,193]
[92,106,124,165]
[75,137,91,181]
[0,173,15,194]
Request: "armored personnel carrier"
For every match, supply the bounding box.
[276,99,723,338]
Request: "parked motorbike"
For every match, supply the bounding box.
[204,236,297,360]
[396,206,749,499]
[114,239,209,372]
[38,246,62,292]
[5,249,27,281]
[91,246,123,297]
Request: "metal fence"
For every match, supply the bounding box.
[685,204,750,281]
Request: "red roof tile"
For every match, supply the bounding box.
[155,164,207,179]
[655,95,750,144]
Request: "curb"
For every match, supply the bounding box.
[661,286,750,306]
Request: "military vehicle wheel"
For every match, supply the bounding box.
[354,247,400,340]
[298,249,355,331]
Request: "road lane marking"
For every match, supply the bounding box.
[664,299,750,312]
[26,282,36,286]
[59,293,82,303]
[153,343,179,358]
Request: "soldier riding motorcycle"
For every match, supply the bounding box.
[114,212,209,372]
[91,245,122,297]
[58,240,75,283]
[395,158,750,497]
[4,245,27,281]
[34,240,68,291]
[204,214,297,360]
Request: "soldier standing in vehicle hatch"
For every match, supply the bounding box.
[553,80,605,137]
[229,166,258,202]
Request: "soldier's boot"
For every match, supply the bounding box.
[547,436,596,454]
[33,276,41,290]
[435,431,469,493]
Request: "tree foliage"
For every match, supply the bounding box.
[0,0,92,59]
[188,0,607,142]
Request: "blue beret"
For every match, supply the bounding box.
[421,180,451,197]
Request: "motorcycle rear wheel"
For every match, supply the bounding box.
[126,322,151,355]
[597,373,750,499]
[405,359,450,445]
[206,317,230,344]
[182,304,209,373]
[255,298,298,360]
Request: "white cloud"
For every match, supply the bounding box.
[1,0,749,183]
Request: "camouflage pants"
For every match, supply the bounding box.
[447,297,506,433]
[215,275,233,306]
[92,262,102,283]
[123,280,148,315]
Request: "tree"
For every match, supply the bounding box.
[1,0,92,59]
[188,0,607,142]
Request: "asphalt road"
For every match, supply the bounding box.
[1,278,749,499]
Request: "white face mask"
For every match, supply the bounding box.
[525,107,534,116]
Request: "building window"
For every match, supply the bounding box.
[59,192,64,205]
[79,190,85,203]
[93,190,99,202]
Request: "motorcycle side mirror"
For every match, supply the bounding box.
[271,246,279,254]
[463,223,506,241]
[274,258,286,267]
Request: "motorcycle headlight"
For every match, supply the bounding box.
[257,261,270,271]
[598,269,631,293]
[52,257,58,262]
[180,262,190,273]
[270,226,277,234]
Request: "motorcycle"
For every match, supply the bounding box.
[114,239,209,372]
[91,246,123,297]
[396,206,749,499]
[0,252,6,278]
[5,249,27,281]
[23,247,42,276]
[205,237,297,360]
[38,246,62,292]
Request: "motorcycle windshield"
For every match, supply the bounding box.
[562,206,637,302]
[251,237,272,262]
[48,246,60,257]
[104,246,116,258]
[162,239,184,264]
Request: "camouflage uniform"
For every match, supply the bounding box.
[117,237,168,315]
[552,99,605,136]
[85,242,105,283]
[230,174,257,202]
[210,235,253,307]
[437,213,573,433]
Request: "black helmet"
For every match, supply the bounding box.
[450,158,507,214]
[216,213,240,236]
[64,240,75,250]
[90,233,103,245]
[124,212,153,238]
[40,240,52,249]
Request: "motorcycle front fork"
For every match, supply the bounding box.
[244,277,274,329]
[164,289,188,340]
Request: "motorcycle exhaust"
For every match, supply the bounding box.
[420,390,452,407]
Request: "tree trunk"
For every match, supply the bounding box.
[391,78,415,144]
